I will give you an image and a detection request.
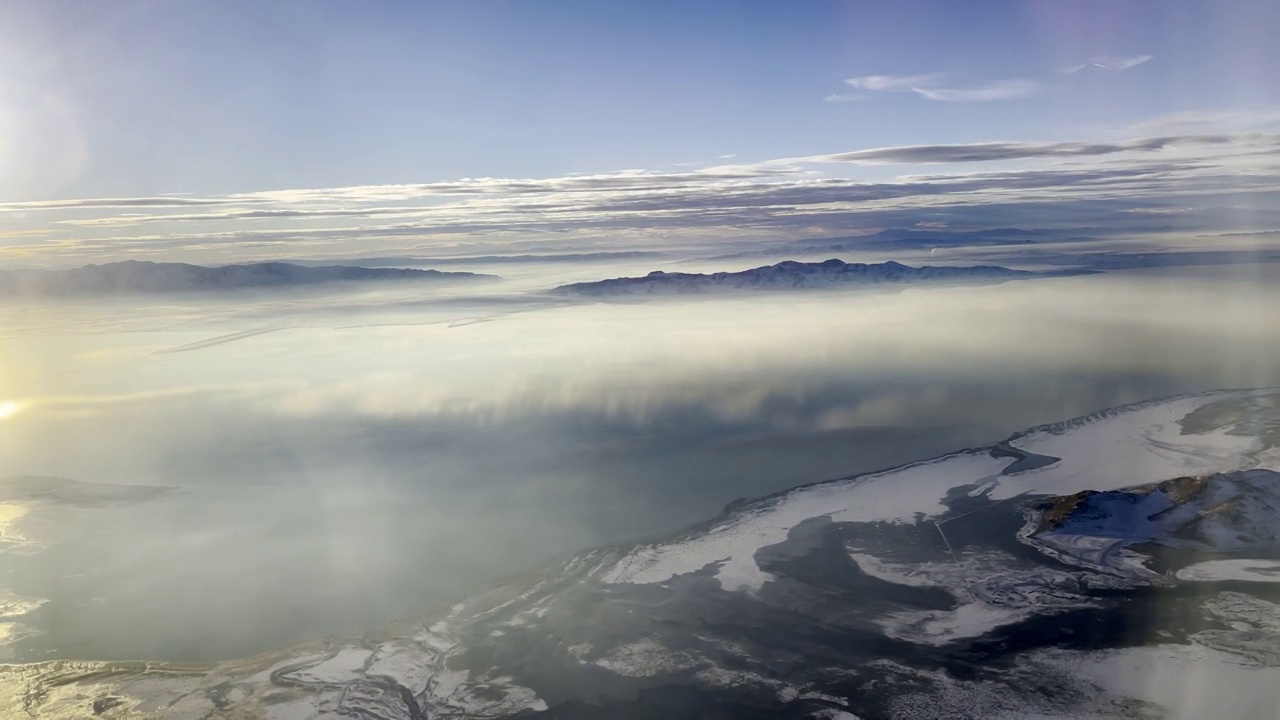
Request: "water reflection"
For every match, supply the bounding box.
[0,269,1277,662]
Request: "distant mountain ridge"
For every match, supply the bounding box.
[551,258,1030,297]
[0,260,493,297]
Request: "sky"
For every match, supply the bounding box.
[1,0,1278,265]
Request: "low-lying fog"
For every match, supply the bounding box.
[0,258,1277,662]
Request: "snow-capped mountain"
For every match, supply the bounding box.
[1020,470,1280,579]
[0,260,493,297]
[551,258,1030,297]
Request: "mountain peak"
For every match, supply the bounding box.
[551,259,1029,297]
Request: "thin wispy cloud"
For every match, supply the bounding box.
[1133,108,1280,134]
[845,74,944,91]
[5,125,1280,266]
[1062,54,1153,74]
[837,74,1036,103]
[810,134,1243,164]
[911,80,1037,102]
[0,197,255,211]
[837,54,1152,106]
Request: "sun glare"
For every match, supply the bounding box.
[0,400,22,419]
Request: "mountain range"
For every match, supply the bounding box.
[551,258,1031,297]
[0,261,492,297]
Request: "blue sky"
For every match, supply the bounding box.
[1,0,1278,263]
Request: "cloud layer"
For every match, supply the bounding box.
[2,121,1279,266]
[812,134,1243,164]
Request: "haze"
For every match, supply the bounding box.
[1,0,1278,681]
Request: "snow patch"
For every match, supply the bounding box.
[881,600,1042,645]
[996,392,1265,502]
[1177,559,1280,583]
[1034,644,1280,720]
[603,452,1013,592]
[597,638,701,677]
[278,646,370,685]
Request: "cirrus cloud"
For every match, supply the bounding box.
[808,134,1245,164]
[910,80,1038,102]
[838,73,1037,103]
[1062,54,1154,74]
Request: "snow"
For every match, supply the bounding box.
[596,638,701,677]
[799,691,850,706]
[278,646,371,684]
[1201,591,1280,630]
[847,552,945,588]
[968,480,997,497]
[850,548,1097,645]
[1036,644,1280,720]
[264,697,333,720]
[503,592,555,626]
[880,601,1042,646]
[1020,467,1280,578]
[248,652,327,684]
[993,391,1266,502]
[601,390,1277,596]
[415,621,456,651]
[1019,531,1157,579]
[566,642,593,662]
[1177,559,1280,583]
[364,640,436,695]
[812,711,863,720]
[602,452,1013,592]
[429,667,470,701]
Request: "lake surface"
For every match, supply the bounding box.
[0,264,1277,663]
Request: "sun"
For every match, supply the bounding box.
[0,400,22,419]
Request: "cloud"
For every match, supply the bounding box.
[0,197,254,212]
[1063,54,1153,74]
[810,134,1244,164]
[1132,108,1280,134]
[5,123,1280,266]
[845,73,945,91]
[58,206,432,227]
[839,74,1036,103]
[910,80,1038,102]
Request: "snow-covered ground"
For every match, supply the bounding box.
[1177,559,1280,583]
[603,389,1276,595]
[1030,644,1280,720]
[994,391,1269,502]
[601,452,1013,592]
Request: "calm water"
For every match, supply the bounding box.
[0,265,1277,662]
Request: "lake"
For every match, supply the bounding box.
[0,263,1277,662]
